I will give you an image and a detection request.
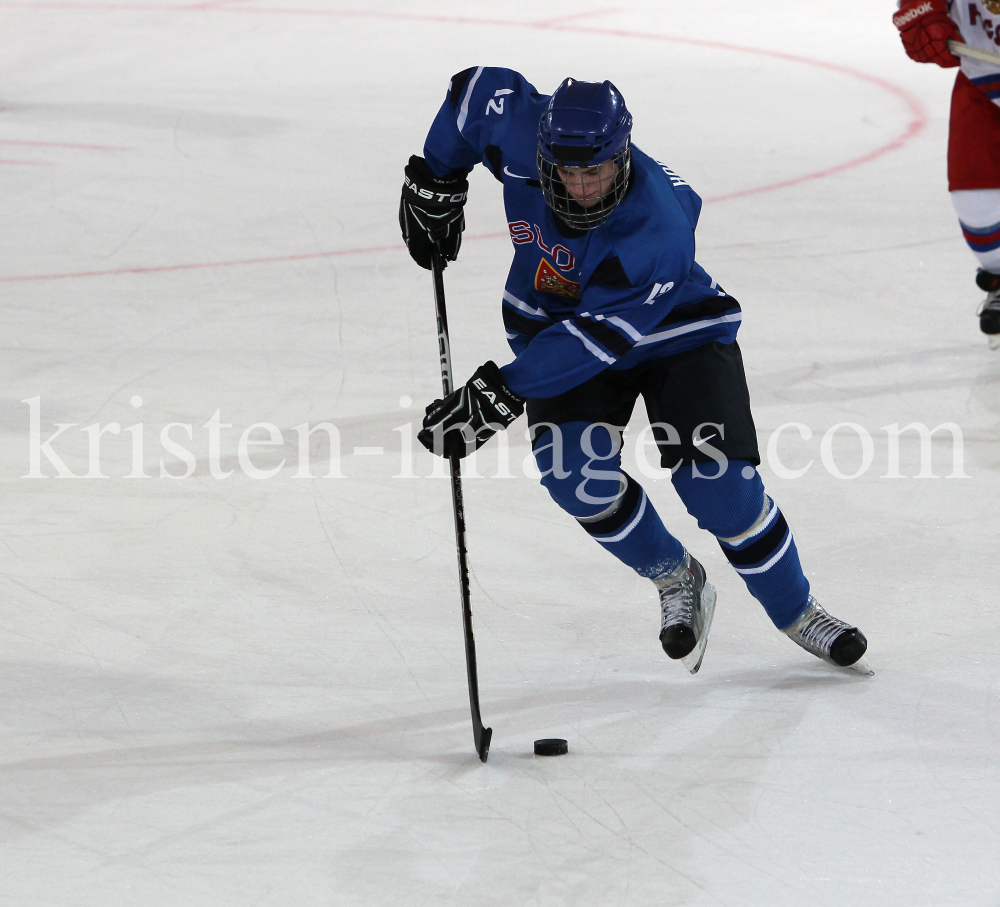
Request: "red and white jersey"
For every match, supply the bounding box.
[949,0,1000,104]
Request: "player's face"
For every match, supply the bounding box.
[556,160,618,207]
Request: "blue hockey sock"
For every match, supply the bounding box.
[534,421,684,579]
[577,472,685,579]
[671,462,809,629]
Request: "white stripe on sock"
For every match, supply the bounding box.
[732,531,792,575]
[592,490,647,544]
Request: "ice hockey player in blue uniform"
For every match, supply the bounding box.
[400,67,870,674]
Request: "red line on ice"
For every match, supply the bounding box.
[0,6,928,282]
[0,242,427,283]
[529,8,622,28]
[0,138,132,151]
[0,158,52,166]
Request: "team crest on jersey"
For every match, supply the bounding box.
[986,0,1000,14]
[535,258,581,300]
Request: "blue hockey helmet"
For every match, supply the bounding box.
[537,78,633,230]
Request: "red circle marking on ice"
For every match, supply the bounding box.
[0,159,55,167]
[0,139,132,151]
[0,6,928,282]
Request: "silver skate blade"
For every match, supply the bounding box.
[989,334,1000,350]
[821,653,874,675]
[844,656,874,676]
[681,584,717,675]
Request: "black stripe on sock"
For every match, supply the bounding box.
[580,472,642,537]
[718,512,789,567]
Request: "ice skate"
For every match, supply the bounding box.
[655,552,717,675]
[783,596,872,675]
[976,269,1000,349]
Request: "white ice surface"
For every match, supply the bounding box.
[2,2,999,905]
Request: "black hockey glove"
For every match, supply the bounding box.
[399,155,469,270]
[417,361,525,459]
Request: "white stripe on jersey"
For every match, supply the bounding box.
[635,311,743,347]
[502,289,551,319]
[580,312,643,342]
[456,67,485,134]
[604,315,643,342]
[950,1,1000,100]
[564,320,616,364]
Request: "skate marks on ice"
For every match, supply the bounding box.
[0,657,863,841]
[972,352,1000,417]
[0,100,286,140]
[746,345,997,407]
[0,660,484,843]
[2,652,982,903]
[353,668,881,905]
[743,343,1000,475]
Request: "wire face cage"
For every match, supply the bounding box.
[536,144,632,230]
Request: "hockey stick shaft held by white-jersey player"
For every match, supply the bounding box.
[949,39,1000,67]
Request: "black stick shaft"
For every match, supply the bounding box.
[430,252,492,763]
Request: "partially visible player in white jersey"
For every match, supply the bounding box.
[894,0,1000,345]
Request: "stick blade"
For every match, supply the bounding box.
[476,726,492,763]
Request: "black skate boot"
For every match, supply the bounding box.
[783,596,872,674]
[976,269,1000,349]
[655,552,717,675]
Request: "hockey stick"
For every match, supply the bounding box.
[948,39,1000,67]
[430,250,492,763]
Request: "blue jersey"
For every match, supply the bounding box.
[423,67,742,400]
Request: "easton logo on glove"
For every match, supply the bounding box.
[418,361,525,459]
[399,154,470,270]
[471,376,516,418]
[402,174,468,205]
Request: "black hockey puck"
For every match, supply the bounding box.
[533,738,568,756]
